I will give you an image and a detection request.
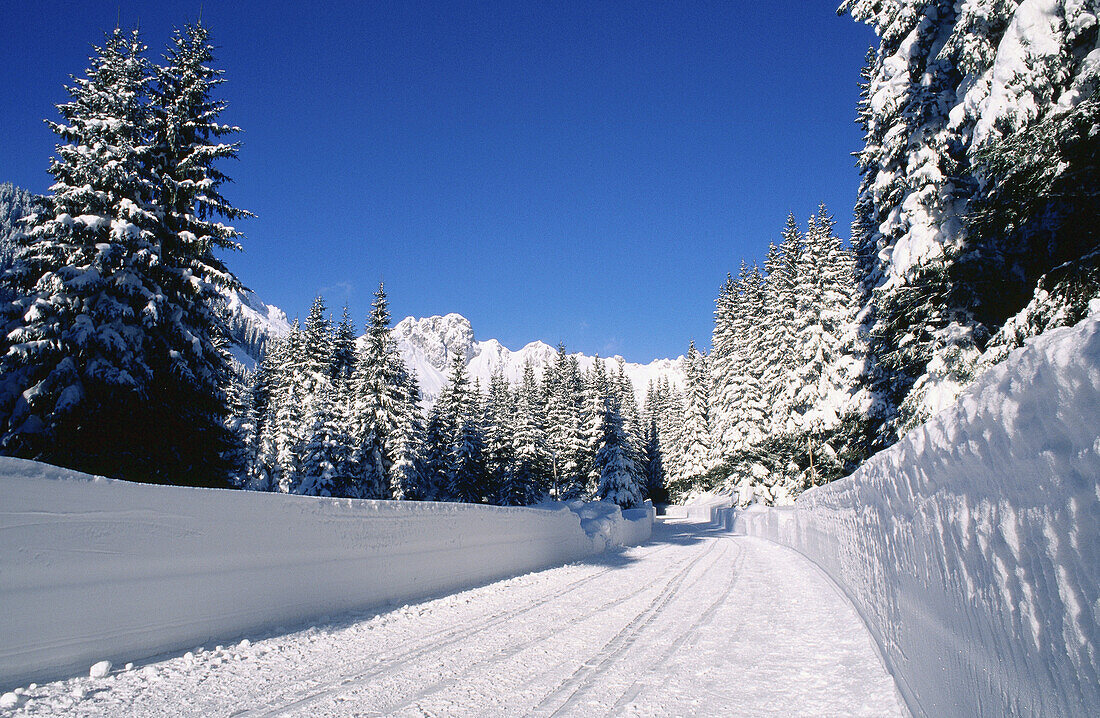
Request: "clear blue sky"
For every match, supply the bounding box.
[1,1,874,363]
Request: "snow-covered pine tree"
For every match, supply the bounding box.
[733,265,769,449]
[420,404,451,501]
[388,370,426,500]
[483,370,518,504]
[840,0,1099,444]
[448,414,490,504]
[331,305,357,382]
[224,366,259,487]
[0,28,235,485]
[593,398,645,509]
[295,381,352,497]
[655,375,686,488]
[144,22,252,484]
[0,184,45,278]
[271,320,307,492]
[251,332,287,491]
[791,206,858,434]
[349,283,415,499]
[642,417,667,504]
[513,362,550,502]
[675,341,712,488]
[709,272,738,456]
[581,357,613,495]
[761,216,804,434]
[301,295,334,383]
[544,345,585,499]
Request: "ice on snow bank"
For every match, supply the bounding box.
[0,460,651,690]
[734,314,1100,717]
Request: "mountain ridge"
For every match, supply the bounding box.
[225,296,685,404]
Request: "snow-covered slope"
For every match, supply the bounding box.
[220,287,291,370]
[733,306,1100,717]
[0,457,652,690]
[393,313,684,403]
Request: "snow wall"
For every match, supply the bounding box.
[0,459,652,690]
[732,314,1100,718]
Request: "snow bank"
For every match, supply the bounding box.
[565,500,656,551]
[664,491,733,523]
[0,460,651,689]
[734,314,1100,717]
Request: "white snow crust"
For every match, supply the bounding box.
[0,459,651,690]
[733,313,1100,717]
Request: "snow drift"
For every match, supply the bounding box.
[734,312,1100,717]
[0,459,652,690]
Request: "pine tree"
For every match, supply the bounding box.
[295,382,352,497]
[544,345,586,499]
[349,283,418,499]
[483,370,517,504]
[0,28,233,485]
[448,416,490,504]
[593,398,644,509]
[837,0,1098,444]
[0,184,45,278]
[677,341,712,483]
[642,418,667,504]
[709,272,739,456]
[513,363,550,501]
[331,305,357,382]
[388,371,426,500]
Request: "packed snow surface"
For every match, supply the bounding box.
[0,458,650,690]
[0,518,903,717]
[735,313,1100,717]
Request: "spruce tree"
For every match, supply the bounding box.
[677,341,712,484]
[593,398,644,509]
[349,283,418,499]
[513,363,550,501]
[0,28,233,485]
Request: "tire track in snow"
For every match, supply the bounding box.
[607,538,746,713]
[232,542,682,718]
[528,535,727,717]
[360,535,726,716]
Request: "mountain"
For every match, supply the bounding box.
[221,288,292,370]
[224,295,684,403]
[392,313,685,404]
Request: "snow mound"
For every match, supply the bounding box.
[733,313,1100,717]
[0,459,651,690]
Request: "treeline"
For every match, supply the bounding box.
[666,0,1100,504]
[227,285,663,508]
[655,207,863,504]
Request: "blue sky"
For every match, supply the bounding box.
[1,1,874,362]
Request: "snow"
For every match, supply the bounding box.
[0,518,903,717]
[87,663,110,680]
[0,458,651,691]
[733,312,1100,717]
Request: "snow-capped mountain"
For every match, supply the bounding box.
[225,292,684,403]
[393,313,685,404]
[221,288,292,369]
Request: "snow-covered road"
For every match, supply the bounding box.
[4,519,905,716]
